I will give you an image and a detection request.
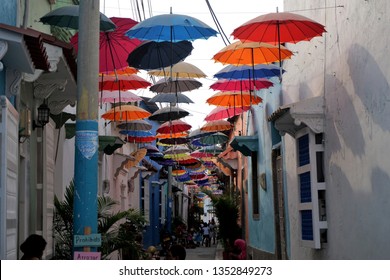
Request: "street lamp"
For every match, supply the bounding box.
[33,101,50,130]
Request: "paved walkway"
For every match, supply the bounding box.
[185,242,224,260]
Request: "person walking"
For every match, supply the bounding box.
[20,234,47,260]
[201,223,210,247]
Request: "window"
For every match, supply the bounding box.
[296,128,327,249]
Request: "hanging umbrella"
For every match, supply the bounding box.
[143,144,160,154]
[117,119,152,131]
[127,40,193,70]
[204,106,251,121]
[148,61,207,79]
[158,137,189,145]
[101,105,151,121]
[70,17,142,73]
[125,13,217,42]
[126,135,156,143]
[148,106,190,121]
[125,148,147,169]
[149,92,194,104]
[190,151,214,159]
[200,132,229,145]
[210,78,273,92]
[206,91,263,107]
[214,64,284,80]
[164,145,191,155]
[213,41,292,66]
[198,145,223,155]
[157,119,192,134]
[188,129,213,139]
[99,74,151,91]
[99,90,142,103]
[119,130,154,137]
[232,11,326,45]
[201,121,232,132]
[100,66,138,76]
[191,138,213,147]
[149,78,202,94]
[39,5,116,31]
[156,132,189,139]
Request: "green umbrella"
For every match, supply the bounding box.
[200,132,229,145]
[40,5,116,31]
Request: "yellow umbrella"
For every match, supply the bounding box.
[148,61,207,79]
[125,148,147,169]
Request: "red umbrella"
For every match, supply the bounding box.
[210,78,273,92]
[232,12,326,45]
[99,74,151,91]
[204,106,251,121]
[70,17,142,74]
[156,119,192,134]
[126,135,156,143]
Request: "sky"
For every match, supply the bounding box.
[99,0,284,130]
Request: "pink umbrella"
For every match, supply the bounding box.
[204,106,251,121]
[99,90,142,103]
[210,78,273,92]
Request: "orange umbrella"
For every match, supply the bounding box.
[101,105,151,121]
[99,74,151,91]
[206,91,262,107]
[156,131,189,139]
[99,66,138,76]
[200,120,232,132]
[125,148,147,169]
[212,41,292,66]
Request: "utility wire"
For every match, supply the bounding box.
[205,0,230,46]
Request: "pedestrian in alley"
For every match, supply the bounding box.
[229,239,247,260]
[201,222,210,247]
[167,244,186,260]
[20,234,47,260]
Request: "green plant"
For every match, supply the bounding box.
[209,193,241,251]
[53,180,146,259]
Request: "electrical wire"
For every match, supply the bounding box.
[205,0,231,46]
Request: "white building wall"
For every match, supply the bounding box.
[283,0,390,259]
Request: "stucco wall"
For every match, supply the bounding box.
[283,0,390,259]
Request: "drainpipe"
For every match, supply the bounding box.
[22,0,29,28]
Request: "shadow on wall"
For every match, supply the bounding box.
[326,75,365,158]
[348,44,390,132]
[327,164,390,259]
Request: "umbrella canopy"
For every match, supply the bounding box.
[70,17,142,73]
[206,91,263,107]
[232,12,326,45]
[213,41,293,66]
[200,132,229,145]
[101,105,151,121]
[156,132,188,139]
[149,92,194,104]
[198,146,223,155]
[125,13,217,42]
[190,151,214,158]
[143,144,160,153]
[200,121,232,132]
[148,61,207,79]
[210,78,273,92]
[126,135,156,143]
[117,119,152,131]
[164,145,191,155]
[99,90,142,103]
[99,74,151,91]
[157,119,192,134]
[148,106,190,121]
[204,106,251,121]
[149,78,202,94]
[214,64,284,80]
[100,66,138,76]
[158,137,189,145]
[188,129,214,139]
[119,130,154,137]
[127,40,193,70]
[39,5,116,31]
[125,148,147,169]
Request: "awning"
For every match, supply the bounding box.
[268,96,324,137]
[99,136,126,155]
[230,135,259,156]
[218,146,238,169]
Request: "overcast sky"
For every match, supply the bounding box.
[100,0,284,129]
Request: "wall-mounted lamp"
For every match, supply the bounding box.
[33,101,50,130]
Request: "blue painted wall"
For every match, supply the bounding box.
[0,0,17,26]
[247,78,291,256]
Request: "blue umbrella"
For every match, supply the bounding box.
[214,64,285,80]
[125,13,217,42]
[127,40,193,70]
[119,130,154,137]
